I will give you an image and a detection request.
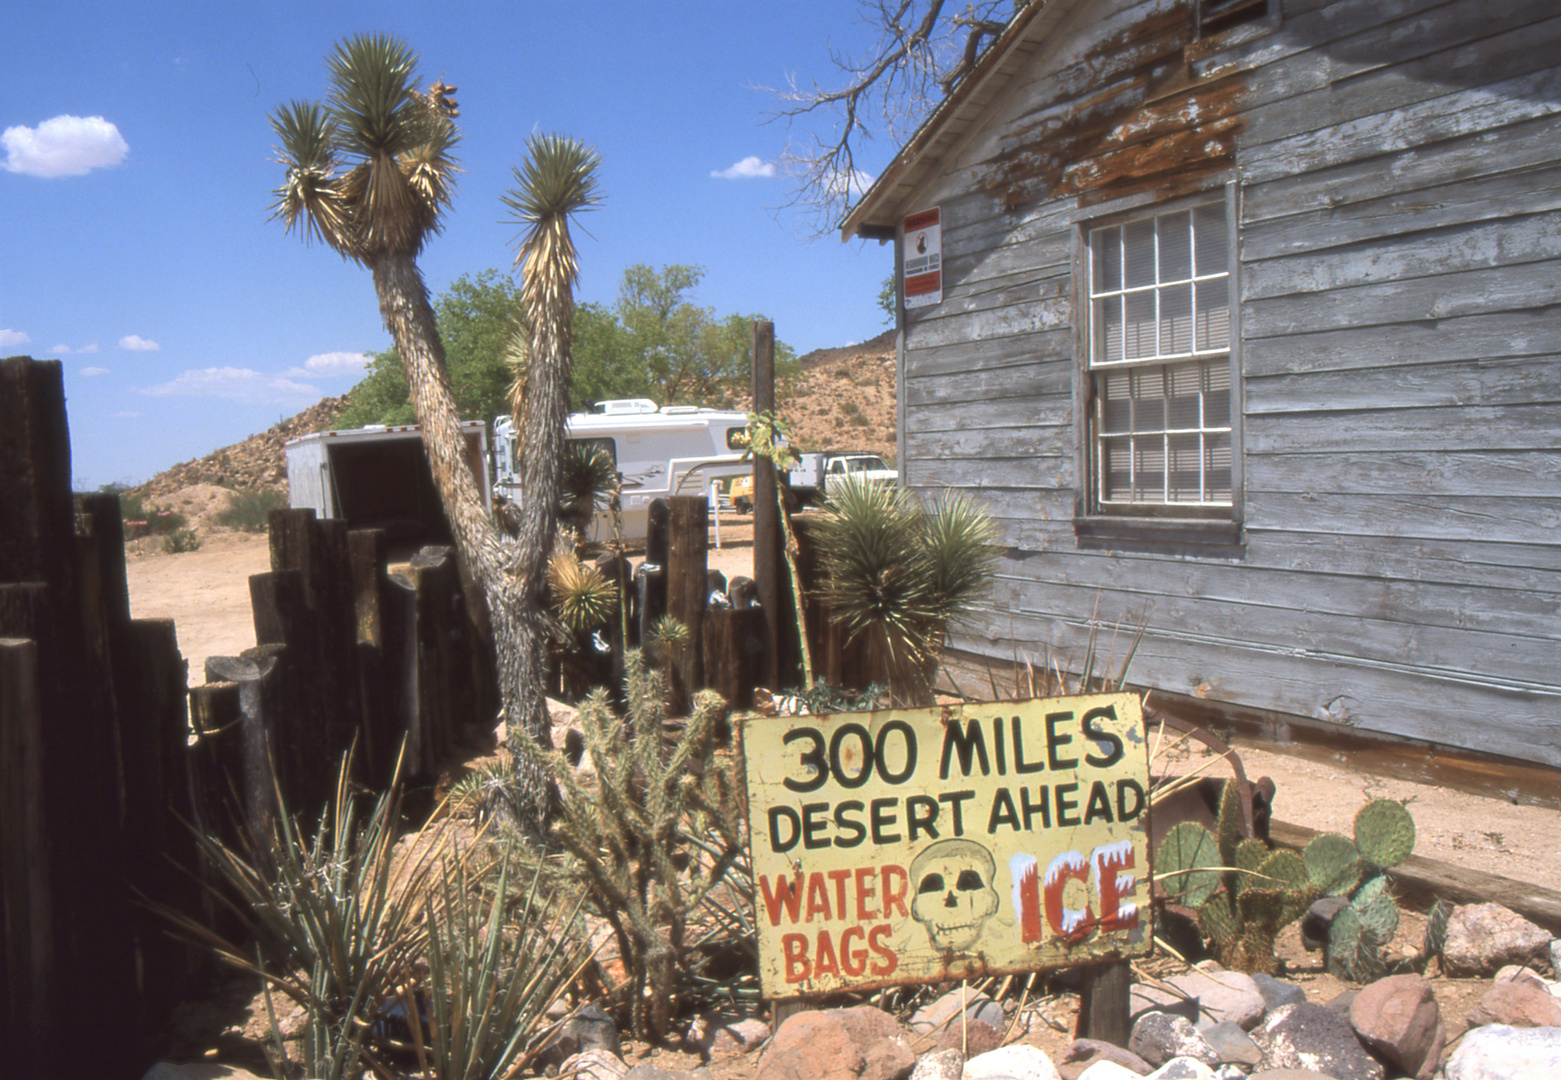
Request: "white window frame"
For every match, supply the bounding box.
[1073,184,1243,548]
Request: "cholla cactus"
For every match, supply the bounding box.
[534,650,744,1042]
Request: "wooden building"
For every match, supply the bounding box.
[843,0,1561,768]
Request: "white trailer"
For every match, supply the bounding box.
[492,399,752,544]
[284,421,490,547]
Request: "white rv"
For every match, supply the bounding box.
[284,421,490,547]
[492,399,751,543]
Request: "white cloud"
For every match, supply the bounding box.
[826,168,875,199]
[81,366,109,377]
[282,351,370,378]
[50,344,71,354]
[711,156,777,180]
[141,366,323,404]
[119,334,160,351]
[79,342,99,353]
[3,115,129,178]
[1,328,32,348]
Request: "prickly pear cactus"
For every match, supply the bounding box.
[1159,821,1224,907]
[1353,798,1416,869]
[1304,832,1364,896]
[1328,905,1389,982]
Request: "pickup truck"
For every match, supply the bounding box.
[730,450,898,512]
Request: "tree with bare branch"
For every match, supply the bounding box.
[767,1,1024,233]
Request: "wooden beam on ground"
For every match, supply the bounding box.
[1269,820,1561,934]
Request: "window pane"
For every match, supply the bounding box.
[1123,291,1155,359]
[1166,362,1202,429]
[1166,433,1202,502]
[1205,431,1233,502]
[1134,438,1165,502]
[1097,296,1123,363]
[1093,228,1121,293]
[1124,219,1156,288]
[1194,279,1230,351]
[1193,203,1228,277]
[1100,436,1133,501]
[1160,282,1193,356]
[1100,369,1133,434]
[1133,367,1165,430]
[1159,211,1192,282]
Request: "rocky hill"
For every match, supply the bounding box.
[130,331,899,498]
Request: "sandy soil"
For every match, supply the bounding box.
[125,515,1561,895]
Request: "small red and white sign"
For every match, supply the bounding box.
[902,207,942,309]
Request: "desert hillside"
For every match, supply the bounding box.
[128,332,899,502]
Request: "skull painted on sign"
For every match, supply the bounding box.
[910,839,1000,951]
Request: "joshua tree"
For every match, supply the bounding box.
[269,33,599,817]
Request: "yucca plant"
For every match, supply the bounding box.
[164,754,444,1077]
[408,854,592,1080]
[814,476,999,705]
[557,441,619,546]
[547,549,619,634]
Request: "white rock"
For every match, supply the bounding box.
[560,1048,630,1080]
[913,1048,966,1080]
[1444,1024,1561,1080]
[1146,1059,1218,1080]
[1076,1062,1141,1080]
[962,1043,1061,1080]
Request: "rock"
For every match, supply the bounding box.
[1128,1013,1219,1069]
[1210,1068,1246,1080]
[1551,938,1561,978]
[560,1050,629,1080]
[1494,964,1550,991]
[1163,969,1266,1031]
[625,1066,708,1080]
[1248,1072,1340,1079]
[1250,1002,1384,1080]
[687,1012,769,1056]
[538,1002,622,1068]
[1129,984,1200,1026]
[1300,896,1349,951]
[756,1006,916,1080]
[1348,974,1442,1080]
[1250,974,1307,1014]
[1200,1021,1262,1067]
[911,1048,965,1080]
[1443,1024,1561,1079]
[1442,903,1552,977]
[1144,1061,1216,1080]
[1075,1064,1141,1080]
[142,1067,269,1080]
[1467,983,1561,1028]
[962,1044,1061,1080]
[937,1019,1003,1058]
[910,991,1005,1035]
[1058,1038,1152,1079]
[1324,989,1357,1016]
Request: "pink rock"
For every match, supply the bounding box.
[1467,983,1561,1029]
[757,1006,916,1080]
[1442,904,1551,977]
[1349,974,1442,1080]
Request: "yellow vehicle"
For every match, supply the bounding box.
[730,473,755,513]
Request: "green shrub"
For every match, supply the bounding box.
[216,488,286,532]
[162,528,202,554]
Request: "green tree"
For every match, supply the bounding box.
[337,270,523,428]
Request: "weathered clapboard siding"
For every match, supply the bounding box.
[1245,357,1561,412]
[873,0,1561,764]
[1243,306,1561,377]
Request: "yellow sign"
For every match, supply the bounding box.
[740,695,1152,997]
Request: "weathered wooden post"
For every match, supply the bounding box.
[665,494,709,716]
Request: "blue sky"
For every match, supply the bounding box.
[1,1,902,489]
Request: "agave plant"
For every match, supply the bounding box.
[813,475,999,705]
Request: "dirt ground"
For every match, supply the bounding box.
[124,513,1561,895]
